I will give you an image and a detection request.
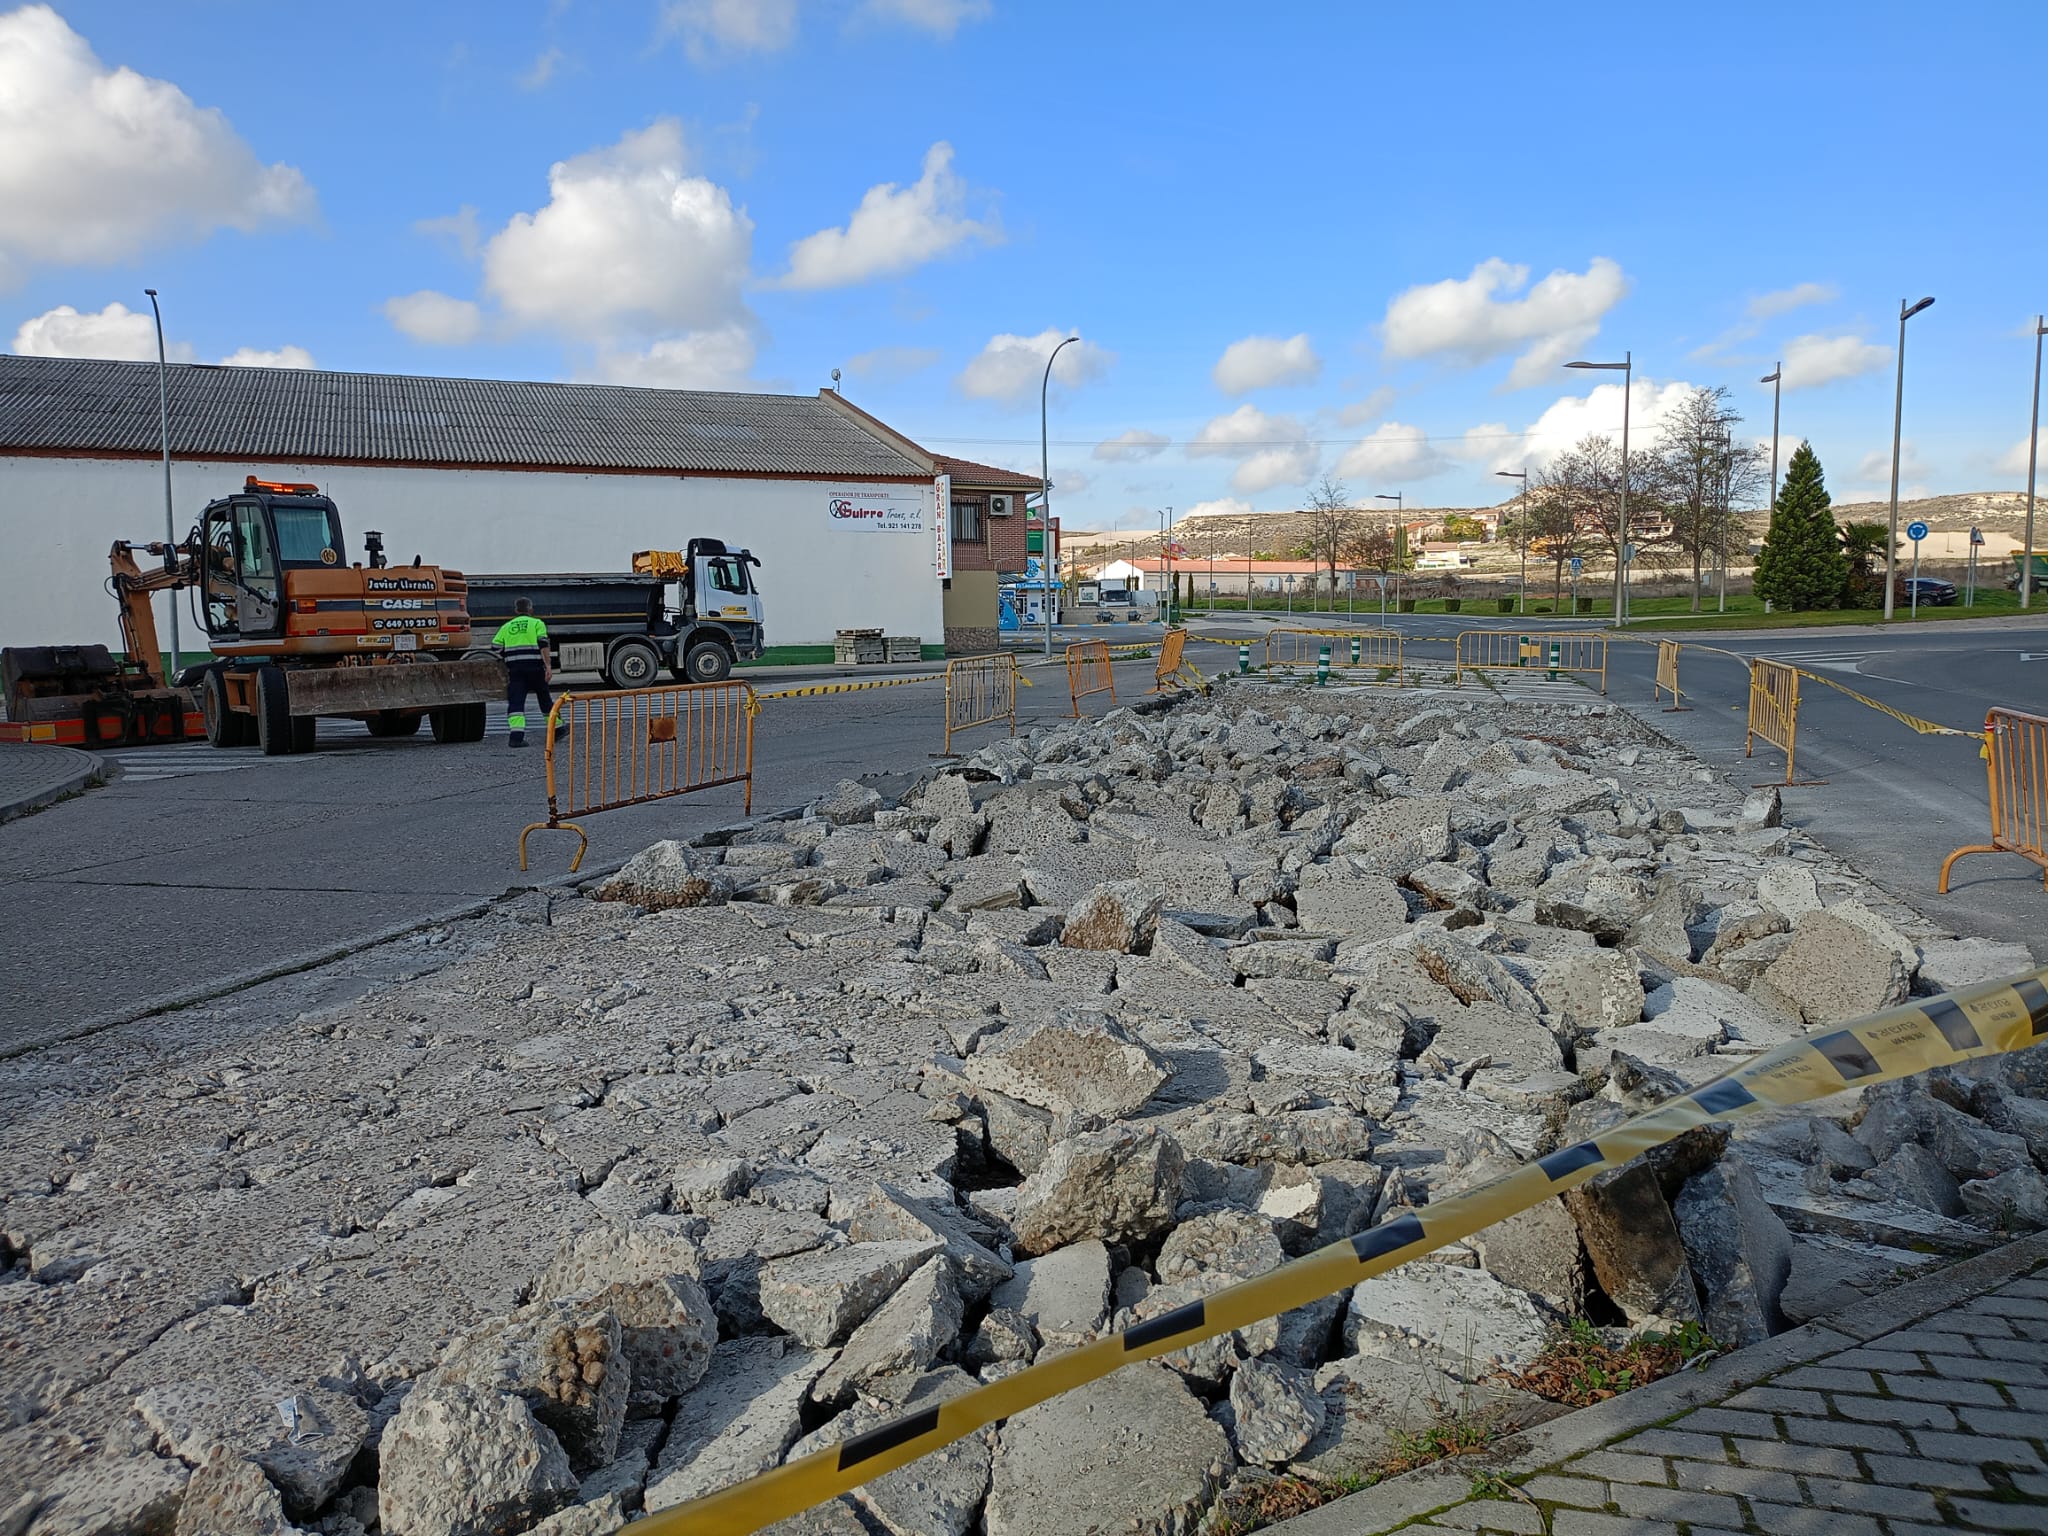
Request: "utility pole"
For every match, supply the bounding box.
[2026,317,2045,609]
[1496,469,1527,614]
[1565,352,1631,622]
[1884,298,1935,621]
[144,288,180,679]
[1038,335,1079,655]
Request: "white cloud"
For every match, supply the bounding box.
[1748,282,1837,320]
[857,0,992,36]
[383,290,484,346]
[1380,257,1628,389]
[0,4,315,286]
[660,0,798,60]
[1853,441,1926,492]
[218,345,313,369]
[520,45,566,90]
[1492,378,1701,472]
[10,301,306,367]
[956,329,1110,403]
[1095,428,1170,462]
[774,143,996,290]
[846,345,940,378]
[11,301,186,361]
[1997,430,2044,479]
[1054,467,1091,496]
[482,120,753,344]
[1333,421,1448,484]
[1183,497,1255,523]
[1781,332,1890,391]
[587,325,758,391]
[416,205,482,262]
[1188,404,1317,495]
[1337,387,1396,427]
[1212,332,1320,395]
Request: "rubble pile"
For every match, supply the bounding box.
[2,688,2042,1536]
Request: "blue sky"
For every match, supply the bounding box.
[5,0,2045,530]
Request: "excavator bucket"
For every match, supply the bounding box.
[0,645,199,747]
[283,657,505,716]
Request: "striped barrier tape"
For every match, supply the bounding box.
[753,674,944,701]
[635,964,2048,1535]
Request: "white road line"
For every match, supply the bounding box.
[104,711,514,782]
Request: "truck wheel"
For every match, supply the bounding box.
[682,642,732,683]
[201,669,255,748]
[430,702,487,743]
[607,638,662,690]
[255,666,298,756]
[366,710,423,738]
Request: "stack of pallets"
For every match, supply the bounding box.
[833,629,886,665]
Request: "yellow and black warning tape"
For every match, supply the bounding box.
[753,674,946,702]
[636,965,2048,1535]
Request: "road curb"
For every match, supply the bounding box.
[1263,1230,2048,1535]
[0,745,111,824]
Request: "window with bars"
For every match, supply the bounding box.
[950,500,984,543]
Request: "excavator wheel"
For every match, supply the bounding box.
[201,668,256,748]
[255,666,301,756]
[430,701,487,744]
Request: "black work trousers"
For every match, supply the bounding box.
[506,660,554,735]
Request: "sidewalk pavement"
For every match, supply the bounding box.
[0,741,105,821]
[1274,1232,2048,1536]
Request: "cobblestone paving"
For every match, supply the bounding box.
[1414,1270,2048,1535]
[0,740,97,813]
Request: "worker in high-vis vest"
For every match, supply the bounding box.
[492,598,563,749]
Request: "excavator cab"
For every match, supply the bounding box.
[198,481,345,645]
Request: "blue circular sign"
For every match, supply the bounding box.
[1907,520,1929,541]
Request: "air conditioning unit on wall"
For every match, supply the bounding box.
[987,494,1013,517]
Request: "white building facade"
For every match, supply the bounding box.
[0,358,951,654]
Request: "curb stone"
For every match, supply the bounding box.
[0,744,109,824]
[1262,1229,2048,1535]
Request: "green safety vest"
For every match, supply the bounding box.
[493,614,548,660]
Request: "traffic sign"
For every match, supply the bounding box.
[1907,520,1929,542]
[1569,556,1583,575]
[1970,526,1985,546]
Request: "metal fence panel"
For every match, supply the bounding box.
[1454,630,1608,693]
[1065,640,1116,715]
[520,680,756,872]
[1745,658,1801,784]
[945,653,1019,752]
[1263,627,1403,677]
[1653,640,1688,710]
[1942,706,2048,892]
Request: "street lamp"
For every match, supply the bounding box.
[1158,506,1173,626]
[1039,335,1079,656]
[1565,352,1631,624]
[1374,493,1403,613]
[1495,469,1527,614]
[1760,363,1782,513]
[1883,298,1934,621]
[2025,316,2046,610]
[143,288,180,679]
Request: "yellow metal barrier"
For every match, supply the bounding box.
[1454,630,1608,694]
[944,653,1020,752]
[1264,627,1404,679]
[519,681,756,873]
[1653,639,1688,711]
[1151,628,1207,695]
[1064,640,1116,715]
[1745,658,1813,785]
[1942,707,2048,892]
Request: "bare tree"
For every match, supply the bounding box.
[1528,458,1598,607]
[1545,433,1673,611]
[1655,386,1766,613]
[1301,473,1358,596]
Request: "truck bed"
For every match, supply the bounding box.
[465,573,668,631]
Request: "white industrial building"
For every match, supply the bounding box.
[0,357,956,655]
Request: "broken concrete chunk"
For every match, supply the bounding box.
[1172,1108,1374,1168]
[963,1012,1172,1120]
[598,841,732,908]
[1155,1208,1284,1284]
[642,1339,830,1513]
[1915,936,2037,996]
[989,1239,1112,1350]
[1758,909,1910,1025]
[1010,1125,1184,1255]
[1059,880,1164,952]
[1529,947,1645,1033]
[426,1300,629,1473]
[378,1383,578,1536]
[131,1378,369,1515]
[1227,1357,1325,1465]
[811,1256,964,1403]
[1673,1155,1794,1348]
[757,1239,944,1347]
[1343,1264,1556,1380]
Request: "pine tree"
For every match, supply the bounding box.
[1753,443,1847,611]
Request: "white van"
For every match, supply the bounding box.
[1415,551,1476,571]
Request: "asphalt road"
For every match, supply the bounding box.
[1187,608,2048,962]
[0,656,1161,1054]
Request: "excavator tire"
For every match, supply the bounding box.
[365,710,423,738]
[255,666,299,756]
[429,701,487,744]
[201,668,256,748]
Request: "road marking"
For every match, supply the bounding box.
[1761,649,1879,673]
[2023,653,2047,663]
[105,711,513,782]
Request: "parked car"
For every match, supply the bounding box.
[1901,577,1958,606]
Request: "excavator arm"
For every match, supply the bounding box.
[107,539,199,689]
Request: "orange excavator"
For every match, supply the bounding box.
[1,478,504,754]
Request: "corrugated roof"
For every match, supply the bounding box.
[0,356,931,479]
[933,452,1042,490]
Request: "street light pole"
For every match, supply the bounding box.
[1159,506,1173,626]
[1039,334,1079,656]
[1760,364,1782,513]
[1495,469,1527,614]
[143,288,180,680]
[1374,494,1402,615]
[1565,352,1631,623]
[2025,317,2045,610]
[1884,298,1935,622]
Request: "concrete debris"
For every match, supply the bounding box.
[3,682,2028,1535]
